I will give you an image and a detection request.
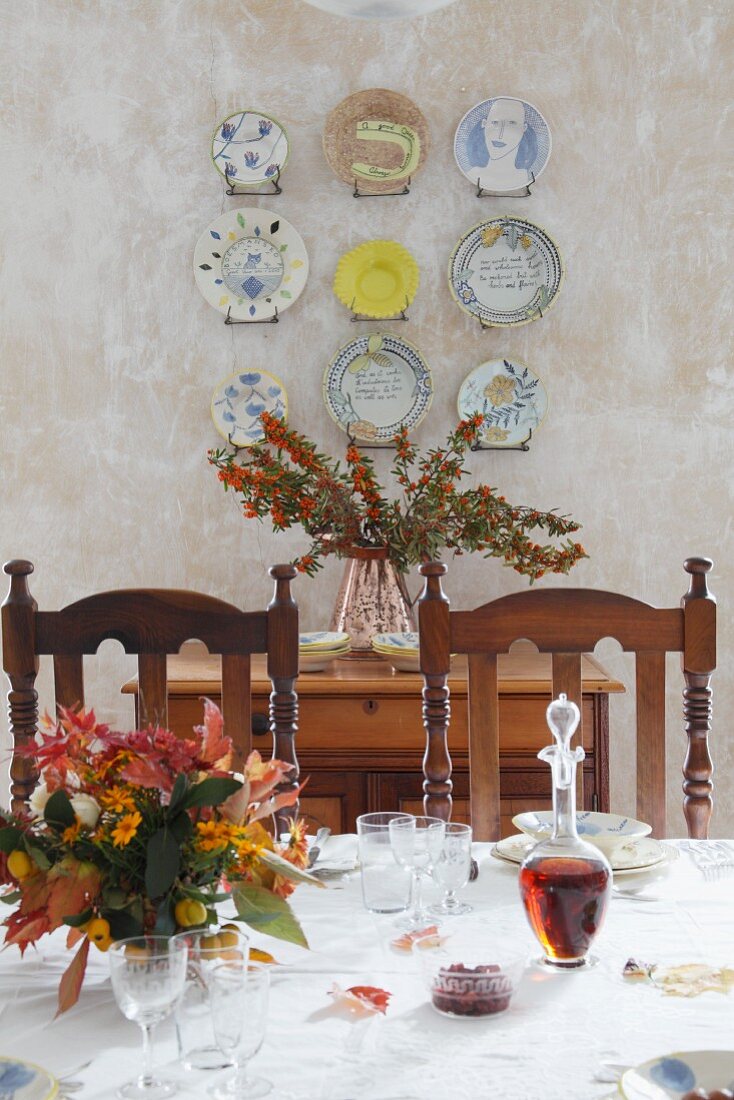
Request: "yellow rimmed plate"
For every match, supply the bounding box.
[0,1058,59,1100]
[333,240,419,318]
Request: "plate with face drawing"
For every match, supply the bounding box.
[323,332,433,443]
[211,109,290,187]
[211,369,287,447]
[448,216,563,327]
[454,96,551,193]
[194,208,308,321]
[457,358,548,447]
[323,88,430,194]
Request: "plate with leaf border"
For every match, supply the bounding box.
[491,834,672,873]
[323,332,433,444]
[453,96,551,193]
[448,216,563,327]
[620,1051,734,1100]
[211,109,290,188]
[194,208,308,322]
[211,369,287,447]
[323,88,430,194]
[0,1058,58,1100]
[457,358,548,447]
[333,240,420,319]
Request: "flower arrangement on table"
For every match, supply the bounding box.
[208,412,587,579]
[0,701,317,1014]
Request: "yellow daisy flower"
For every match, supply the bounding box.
[195,820,232,853]
[111,811,142,848]
[101,785,137,814]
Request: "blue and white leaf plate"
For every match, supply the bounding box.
[621,1051,734,1099]
[458,358,548,447]
[194,208,308,322]
[299,631,351,651]
[323,332,433,444]
[448,217,563,327]
[211,109,289,188]
[211,369,287,447]
[454,96,551,193]
[0,1058,58,1100]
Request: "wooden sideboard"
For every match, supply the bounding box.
[123,652,623,837]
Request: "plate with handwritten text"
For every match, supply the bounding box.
[449,217,563,327]
[323,89,430,194]
[323,332,433,444]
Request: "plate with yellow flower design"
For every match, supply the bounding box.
[448,217,563,327]
[194,208,308,321]
[457,358,547,447]
[323,332,433,444]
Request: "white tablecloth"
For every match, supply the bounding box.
[2,839,733,1100]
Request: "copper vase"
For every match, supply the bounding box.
[329,547,415,657]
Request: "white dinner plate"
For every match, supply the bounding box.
[211,369,287,447]
[299,631,351,651]
[621,1050,734,1099]
[491,833,672,873]
[0,1058,58,1100]
[454,96,551,193]
[211,109,290,187]
[194,208,308,321]
[457,358,548,447]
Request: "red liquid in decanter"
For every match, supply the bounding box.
[519,854,611,965]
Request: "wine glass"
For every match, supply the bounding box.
[389,815,445,928]
[429,822,473,916]
[109,936,189,1100]
[207,961,271,1099]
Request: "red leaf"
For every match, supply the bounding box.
[328,983,392,1015]
[120,756,173,791]
[46,858,101,929]
[57,935,90,1016]
[4,908,51,953]
[195,698,233,766]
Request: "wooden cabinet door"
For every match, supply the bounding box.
[297,770,366,835]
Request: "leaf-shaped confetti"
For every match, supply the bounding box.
[249,947,279,965]
[391,925,446,952]
[270,220,280,235]
[210,230,221,240]
[237,213,246,229]
[370,352,392,369]
[505,222,519,250]
[481,225,503,248]
[348,355,371,374]
[291,259,303,268]
[279,290,292,298]
[328,983,391,1015]
[519,234,532,250]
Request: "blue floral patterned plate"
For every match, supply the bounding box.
[621,1051,734,1099]
[457,358,547,447]
[0,1059,58,1100]
[454,96,551,193]
[211,369,287,447]
[211,109,289,187]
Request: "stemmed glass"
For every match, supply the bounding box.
[208,961,271,1099]
[429,822,473,916]
[389,815,445,928]
[109,936,189,1100]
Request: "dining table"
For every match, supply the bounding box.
[1,837,733,1100]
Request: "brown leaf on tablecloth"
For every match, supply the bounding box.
[57,935,90,1016]
[391,925,447,952]
[622,957,734,997]
[329,983,391,1015]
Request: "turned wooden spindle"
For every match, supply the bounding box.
[2,560,40,815]
[418,562,452,823]
[267,564,300,832]
[680,557,716,839]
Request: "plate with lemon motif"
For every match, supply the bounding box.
[194,208,308,321]
[333,240,419,319]
[323,332,433,444]
[457,358,547,447]
[449,217,563,327]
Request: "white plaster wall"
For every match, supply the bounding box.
[0,0,731,833]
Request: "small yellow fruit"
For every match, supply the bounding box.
[174,898,208,928]
[219,930,240,949]
[199,933,222,956]
[218,947,244,961]
[87,917,112,952]
[124,944,150,960]
[7,850,33,880]
[221,922,240,931]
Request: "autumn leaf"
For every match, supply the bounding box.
[4,908,51,953]
[328,983,392,1015]
[195,698,233,769]
[391,925,446,952]
[46,857,101,930]
[249,947,279,965]
[57,936,90,1016]
[120,756,174,792]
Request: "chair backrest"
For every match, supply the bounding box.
[417,558,716,841]
[1,560,299,824]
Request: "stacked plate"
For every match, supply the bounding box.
[371,632,420,672]
[491,827,677,877]
[299,631,350,672]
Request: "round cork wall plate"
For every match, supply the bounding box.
[323,89,430,194]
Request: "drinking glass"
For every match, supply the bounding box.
[357,811,413,913]
[172,925,249,1071]
[429,822,473,916]
[208,961,271,1099]
[389,815,445,928]
[109,936,189,1100]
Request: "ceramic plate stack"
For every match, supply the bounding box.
[371,632,420,672]
[299,632,351,672]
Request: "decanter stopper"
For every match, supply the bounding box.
[538,693,585,790]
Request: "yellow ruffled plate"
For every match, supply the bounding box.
[333,240,420,319]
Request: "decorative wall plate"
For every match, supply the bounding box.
[211,110,290,187]
[621,1052,734,1100]
[0,1058,58,1100]
[454,96,551,192]
[449,217,563,327]
[333,240,419,318]
[457,358,548,446]
[211,370,287,447]
[323,332,433,443]
[323,89,430,194]
[194,208,308,321]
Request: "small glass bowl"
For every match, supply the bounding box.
[414,929,524,1020]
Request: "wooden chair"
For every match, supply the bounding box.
[1,560,299,824]
[417,558,716,841]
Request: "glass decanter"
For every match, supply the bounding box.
[519,693,611,969]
